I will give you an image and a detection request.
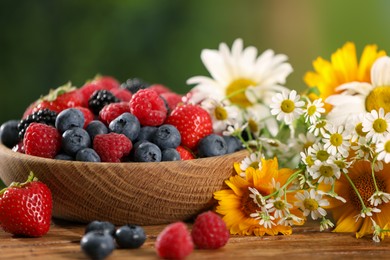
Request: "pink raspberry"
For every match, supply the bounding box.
[155,222,194,260]
[148,84,172,94]
[191,211,229,249]
[160,92,183,112]
[99,102,130,125]
[93,133,132,162]
[129,89,167,126]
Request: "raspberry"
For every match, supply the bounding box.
[23,123,61,159]
[160,92,183,112]
[191,211,229,249]
[148,84,172,94]
[166,104,212,150]
[155,222,194,260]
[129,89,167,126]
[99,102,131,125]
[111,88,133,102]
[93,133,132,162]
[74,107,94,128]
[176,145,195,160]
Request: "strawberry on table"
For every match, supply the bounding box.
[0,172,53,237]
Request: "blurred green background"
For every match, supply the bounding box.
[1,0,390,186]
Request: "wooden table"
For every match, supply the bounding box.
[1,219,389,259]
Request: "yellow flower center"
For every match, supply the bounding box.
[334,160,346,169]
[281,100,295,113]
[226,78,256,107]
[330,133,343,146]
[365,86,390,113]
[315,121,326,129]
[355,123,367,137]
[248,119,259,133]
[316,150,330,162]
[214,106,228,120]
[385,141,390,153]
[307,105,317,116]
[319,165,334,177]
[349,173,386,208]
[303,198,319,211]
[249,161,260,169]
[304,141,314,150]
[373,118,388,133]
[305,155,314,167]
[274,200,285,210]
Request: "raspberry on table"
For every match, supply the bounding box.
[191,211,230,249]
[93,133,132,162]
[129,89,167,126]
[23,123,61,159]
[99,102,131,125]
[155,222,194,260]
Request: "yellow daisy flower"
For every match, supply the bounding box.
[214,158,304,236]
[324,160,390,239]
[304,42,386,111]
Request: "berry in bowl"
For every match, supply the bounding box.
[0,76,246,225]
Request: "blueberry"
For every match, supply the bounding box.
[152,124,181,149]
[198,134,228,158]
[161,148,181,161]
[86,120,108,141]
[85,220,116,236]
[134,141,161,162]
[55,108,85,133]
[135,126,157,142]
[80,231,115,260]
[223,136,243,154]
[54,153,74,161]
[0,120,20,148]
[76,148,101,162]
[109,113,140,141]
[62,127,91,156]
[115,225,146,249]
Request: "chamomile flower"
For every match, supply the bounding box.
[308,119,328,137]
[320,217,335,231]
[277,213,304,226]
[368,191,390,207]
[347,113,367,143]
[201,98,239,134]
[298,132,317,151]
[265,197,293,219]
[317,190,346,203]
[270,90,305,125]
[300,151,315,167]
[362,108,390,143]
[327,155,351,174]
[295,189,329,220]
[376,134,390,163]
[223,121,248,136]
[239,152,263,177]
[303,98,325,124]
[309,160,341,185]
[323,124,351,157]
[308,142,330,162]
[354,207,381,222]
[250,210,276,229]
[249,187,266,207]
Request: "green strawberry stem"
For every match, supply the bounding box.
[0,172,37,195]
[40,82,77,102]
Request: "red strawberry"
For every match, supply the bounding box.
[129,89,167,126]
[148,84,172,94]
[79,75,120,106]
[176,145,195,160]
[191,211,229,249]
[93,133,132,162]
[155,222,194,260]
[92,75,120,90]
[24,123,61,159]
[111,88,133,102]
[99,102,130,125]
[166,104,212,150]
[160,92,183,112]
[0,172,52,237]
[74,106,94,128]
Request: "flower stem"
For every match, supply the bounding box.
[371,155,380,192]
[264,169,302,200]
[343,171,367,210]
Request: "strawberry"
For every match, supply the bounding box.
[176,145,195,160]
[160,92,183,112]
[93,133,132,162]
[99,102,130,125]
[23,123,61,159]
[0,172,52,237]
[166,104,213,150]
[24,83,84,117]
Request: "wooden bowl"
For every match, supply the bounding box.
[0,143,246,225]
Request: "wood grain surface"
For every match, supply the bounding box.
[0,219,389,260]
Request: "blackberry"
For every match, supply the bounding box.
[88,90,119,115]
[18,109,57,140]
[120,78,149,94]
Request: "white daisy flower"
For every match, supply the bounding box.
[347,113,367,143]
[368,191,390,207]
[298,132,317,151]
[295,189,329,220]
[351,141,374,160]
[309,160,341,185]
[201,98,240,134]
[222,121,248,136]
[270,90,305,125]
[362,108,390,143]
[317,190,347,203]
[240,152,263,177]
[354,207,381,222]
[323,124,351,157]
[308,142,330,162]
[326,56,390,123]
[320,217,335,231]
[300,151,315,168]
[265,197,292,219]
[376,134,390,163]
[308,119,328,137]
[303,98,325,124]
[248,187,266,207]
[250,210,276,229]
[277,213,304,226]
[187,38,293,108]
[327,155,351,174]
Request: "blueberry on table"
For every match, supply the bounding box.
[85,221,116,236]
[0,120,20,148]
[162,148,181,161]
[62,127,91,156]
[198,134,228,158]
[133,141,162,162]
[109,112,140,142]
[55,108,85,133]
[135,126,157,143]
[86,120,108,141]
[80,231,115,260]
[76,148,101,162]
[152,124,181,149]
[115,224,146,249]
